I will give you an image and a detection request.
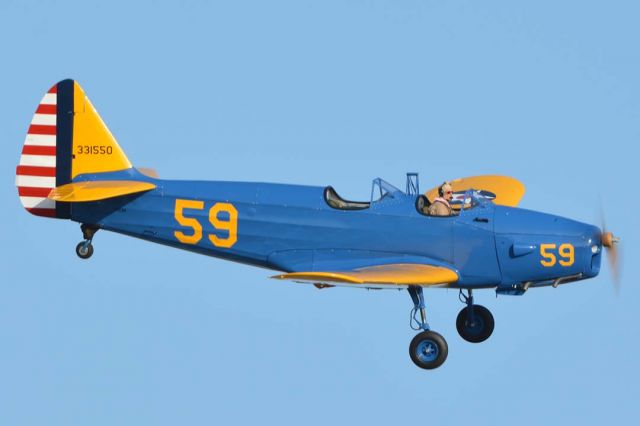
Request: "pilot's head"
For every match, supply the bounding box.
[439,182,453,201]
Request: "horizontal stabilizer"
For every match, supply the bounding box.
[47,180,156,202]
[272,263,458,288]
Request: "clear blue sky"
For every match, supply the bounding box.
[1,1,637,425]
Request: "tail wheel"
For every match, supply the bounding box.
[456,305,494,343]
[409,330,448,370]
[75,242,94,259]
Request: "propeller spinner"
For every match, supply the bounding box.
[599,221,622,293]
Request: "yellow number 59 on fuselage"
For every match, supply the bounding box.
[173,199,238,248]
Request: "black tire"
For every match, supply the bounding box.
[456,305,494,343]
[409,330,448,370]
[75,242,94,259]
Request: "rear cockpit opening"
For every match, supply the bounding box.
[324,186,370,210]
[323,175,423,211]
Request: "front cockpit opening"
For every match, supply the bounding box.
[417,189,491,217]
[415,194,431,215]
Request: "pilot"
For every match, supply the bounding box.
[428,182,454,216]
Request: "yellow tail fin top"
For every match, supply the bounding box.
[72,82,132,178]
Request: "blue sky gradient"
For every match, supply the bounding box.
[1,1,637,424]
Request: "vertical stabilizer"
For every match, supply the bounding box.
[16,80,133,218]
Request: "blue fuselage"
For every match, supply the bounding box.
[71,170,602,289]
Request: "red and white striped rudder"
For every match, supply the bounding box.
[16,80,75,219]
[16,84,59,217]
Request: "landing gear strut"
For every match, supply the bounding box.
[407,286,448,370]
[76,224,99,260]
[456,289,494,343]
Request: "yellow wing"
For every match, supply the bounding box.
[272,263,458,289]
[47,180,156,202]
[426,175,525,207]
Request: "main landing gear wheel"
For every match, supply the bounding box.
[409,330,448,370]
[75,242,94,259]
[456,305,494,343]
[407,286,448,370]
[456,288,495,343]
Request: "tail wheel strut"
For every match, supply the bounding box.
[76,224,99,260]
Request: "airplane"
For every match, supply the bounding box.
[15,79,621,370]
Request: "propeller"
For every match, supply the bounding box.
[599,204,622,293]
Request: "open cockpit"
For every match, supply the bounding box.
[323,173,496,216]
[323,177,406,211]
[323,186,370,210]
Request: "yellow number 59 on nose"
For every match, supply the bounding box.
[540,243,574,267]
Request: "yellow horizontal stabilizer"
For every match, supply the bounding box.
[426,175,525,207]
[272,264,458,287]
[47,180,156,202]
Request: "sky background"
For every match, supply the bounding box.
[1,1,638,424]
